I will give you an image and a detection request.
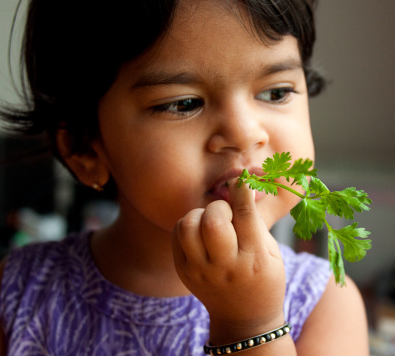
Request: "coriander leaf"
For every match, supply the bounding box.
[328,235,346,286]
[237,169,250,186]
[263,154,316,186]
[321,188,371,220]
[334,187,372,213]
[286,158,317,180]
[291,173,310,191]
[245,175,279,196]
[321,193,357,220]
[237,170,279,195]
[330,223,372,262]
[290,199,326,240]
[262,152,292,175]
[309,176,330,196]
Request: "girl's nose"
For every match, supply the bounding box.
[207,102,269,154]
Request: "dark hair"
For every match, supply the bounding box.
[1,0,325,157]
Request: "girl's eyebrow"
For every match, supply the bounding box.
[260,58,303,77]
[131,58,303,89]
[132,72,201,88]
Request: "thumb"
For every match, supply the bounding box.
[229,179,264,253]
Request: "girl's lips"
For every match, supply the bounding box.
[208,182,231,202]
[208,167,266,203]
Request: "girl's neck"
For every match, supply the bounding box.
[89,211,190,298]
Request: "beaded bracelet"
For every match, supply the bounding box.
[203,322,291,355]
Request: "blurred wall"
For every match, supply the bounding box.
[0,0,24,105]
[308,0,395,287]
[311,0,395,164]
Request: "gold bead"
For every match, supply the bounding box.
[216,348,222,355]
[236,343,242,350]
[248,339,254,347]
[278,330,284,336]
[260,337,266,344]
[225,347,232,354]
[270,333,276,340]
[92,182,103,191]
[284,326,290,333]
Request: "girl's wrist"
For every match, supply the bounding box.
[208,314,286,346]
[204,322,291,355]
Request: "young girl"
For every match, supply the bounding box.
[0,0,369,354]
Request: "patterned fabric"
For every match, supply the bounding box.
[0,231,330,355]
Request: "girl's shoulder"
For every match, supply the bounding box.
[279,244,331,340]
[1,231,89,286]
[0,232,90,319]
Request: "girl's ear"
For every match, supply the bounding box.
[56,129,110,190]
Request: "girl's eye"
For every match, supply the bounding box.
[152,98,204,116]
[257,87,296,103]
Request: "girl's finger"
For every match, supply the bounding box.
[201,200,238,263]
[228,179,266,254]
[172,208,208,265]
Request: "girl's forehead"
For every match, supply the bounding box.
[171,0,254,40]
[112,0,303,89]
[142,0,300,67]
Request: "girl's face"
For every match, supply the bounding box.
[95,0,314,234]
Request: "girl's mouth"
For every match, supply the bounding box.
[207,167,266,203]
[208,181,231,202]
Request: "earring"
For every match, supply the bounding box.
[92,182,104,192]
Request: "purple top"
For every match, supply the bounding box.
[0,231,330,355]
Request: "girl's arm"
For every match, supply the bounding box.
[206,275,368,356]
[172,182,369,355]
[296,274,369,355]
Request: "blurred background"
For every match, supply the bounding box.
[0,0,394,354]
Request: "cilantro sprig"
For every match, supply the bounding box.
[237,152,372,286]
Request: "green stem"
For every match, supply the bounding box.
[269,181,306,199]
[324,219,332,232]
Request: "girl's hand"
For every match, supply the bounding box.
[172,180,286,344]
